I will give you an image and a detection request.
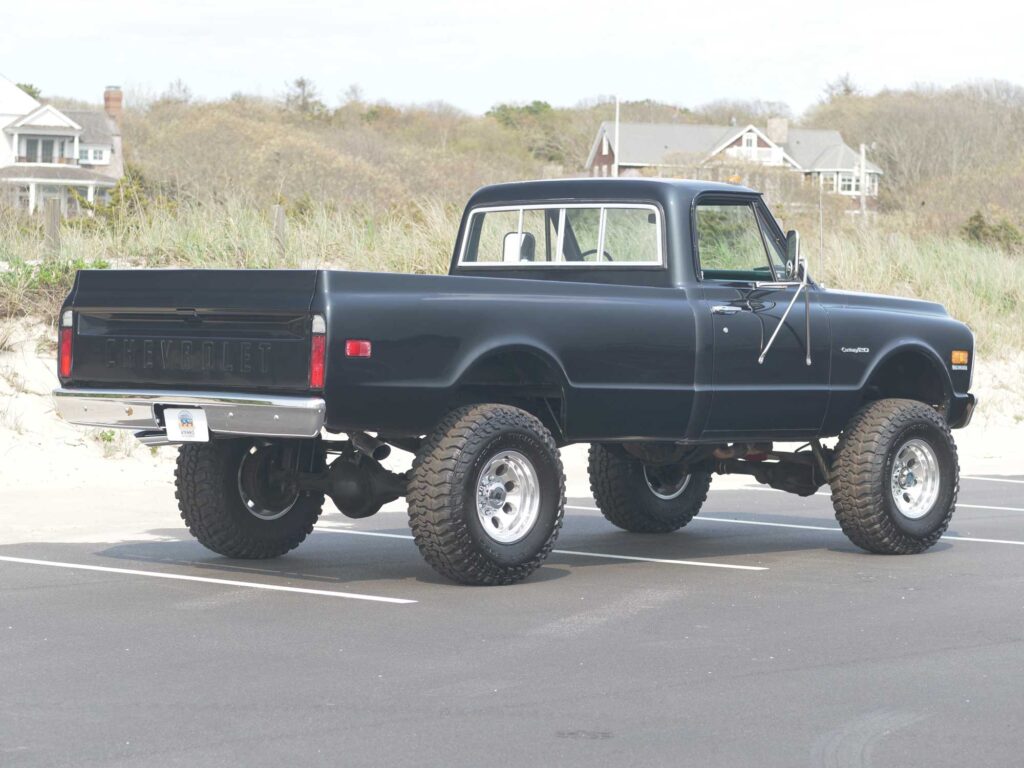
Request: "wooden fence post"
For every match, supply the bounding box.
[44,198,61,256]
[271,204,287,258]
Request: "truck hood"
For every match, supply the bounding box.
[822,288,948,317]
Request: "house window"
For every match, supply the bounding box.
[79,149,89,161]
[602,135,610,156]
[92,148,104,161]
[839,173,854,193]
[743,133,756,149]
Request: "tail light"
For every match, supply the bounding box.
[309,314,326,389]
[59,309,73,378]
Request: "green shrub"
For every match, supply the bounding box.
[962,210,1023,254]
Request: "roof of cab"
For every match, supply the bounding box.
[466,177,759,208]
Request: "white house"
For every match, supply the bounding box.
[586,118,882,200]
[0,75,124,215]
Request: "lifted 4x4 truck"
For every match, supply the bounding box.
[53,179,977,585]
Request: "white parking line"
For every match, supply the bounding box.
[565,505,1024,547]
[317,527,766,571]
[0,555,417,604]
[551,548,765,570]
[714,486,1024,513]
[959,503,1024,513]
[962,476,1024,485]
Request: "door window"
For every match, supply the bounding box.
[695,202,784,281]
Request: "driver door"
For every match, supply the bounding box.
[695,199,831,438]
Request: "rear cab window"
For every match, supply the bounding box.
[459,204,663,267]
[694,200,786,282]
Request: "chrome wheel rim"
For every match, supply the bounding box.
[237,444,298,521]
[643,465,691,500]
[475,450,540,544]
[890,438,940,519]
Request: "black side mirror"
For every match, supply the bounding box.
[785,230,800,265]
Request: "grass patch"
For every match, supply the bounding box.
[1,198,1019,356]
[815,226,1023,354]
[0,402,24,434]
[90,428,136,458]
[0,365,26,393]
[0,322,15,353]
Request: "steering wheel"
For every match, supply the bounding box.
[579,248,614,262]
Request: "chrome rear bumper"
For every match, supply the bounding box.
[53,388,326,440]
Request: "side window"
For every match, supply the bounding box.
[562,208,600,261]
[603,208,659,263]
[756,207,787,269]
[695,203,780,280]
[461,205,663,266]
[465,210,520,263]
[521,208,561,262]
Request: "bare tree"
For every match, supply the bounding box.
[284,77,326,115]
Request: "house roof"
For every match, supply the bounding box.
[586,122,736,167]
[64,110,119,144]
[0,74,41,120]
[587,121,882,174]
[5,104,81,132]
[0,164,119,184]
[798,138,882,174]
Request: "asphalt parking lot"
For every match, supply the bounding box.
[2,474,1023,767]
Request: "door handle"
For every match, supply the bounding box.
[711,305,743,315]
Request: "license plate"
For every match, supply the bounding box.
[165,408,210,442]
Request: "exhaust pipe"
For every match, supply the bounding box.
[351,432,391,461]
[712,442,772,460]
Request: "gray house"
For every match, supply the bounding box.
[586,118,882,199]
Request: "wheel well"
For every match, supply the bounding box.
[864,350,950,413]
[449,350,566,442]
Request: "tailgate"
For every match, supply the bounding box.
[66,269,320,392]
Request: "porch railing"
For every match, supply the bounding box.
[15,156,80,165]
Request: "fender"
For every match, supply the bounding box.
[450,339,571,392]
[857,338,954,404]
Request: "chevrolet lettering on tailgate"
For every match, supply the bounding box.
[105,339,273,374]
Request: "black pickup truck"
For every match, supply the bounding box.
[53,179,976,585]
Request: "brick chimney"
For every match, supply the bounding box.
[766,117,789,145]
[103,85,123,130]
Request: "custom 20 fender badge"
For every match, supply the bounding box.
[841,347,870,354]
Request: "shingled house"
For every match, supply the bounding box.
[586,118,881,200]
[0,75,124,215]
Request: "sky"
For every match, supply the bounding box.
[3,0,1023,115]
